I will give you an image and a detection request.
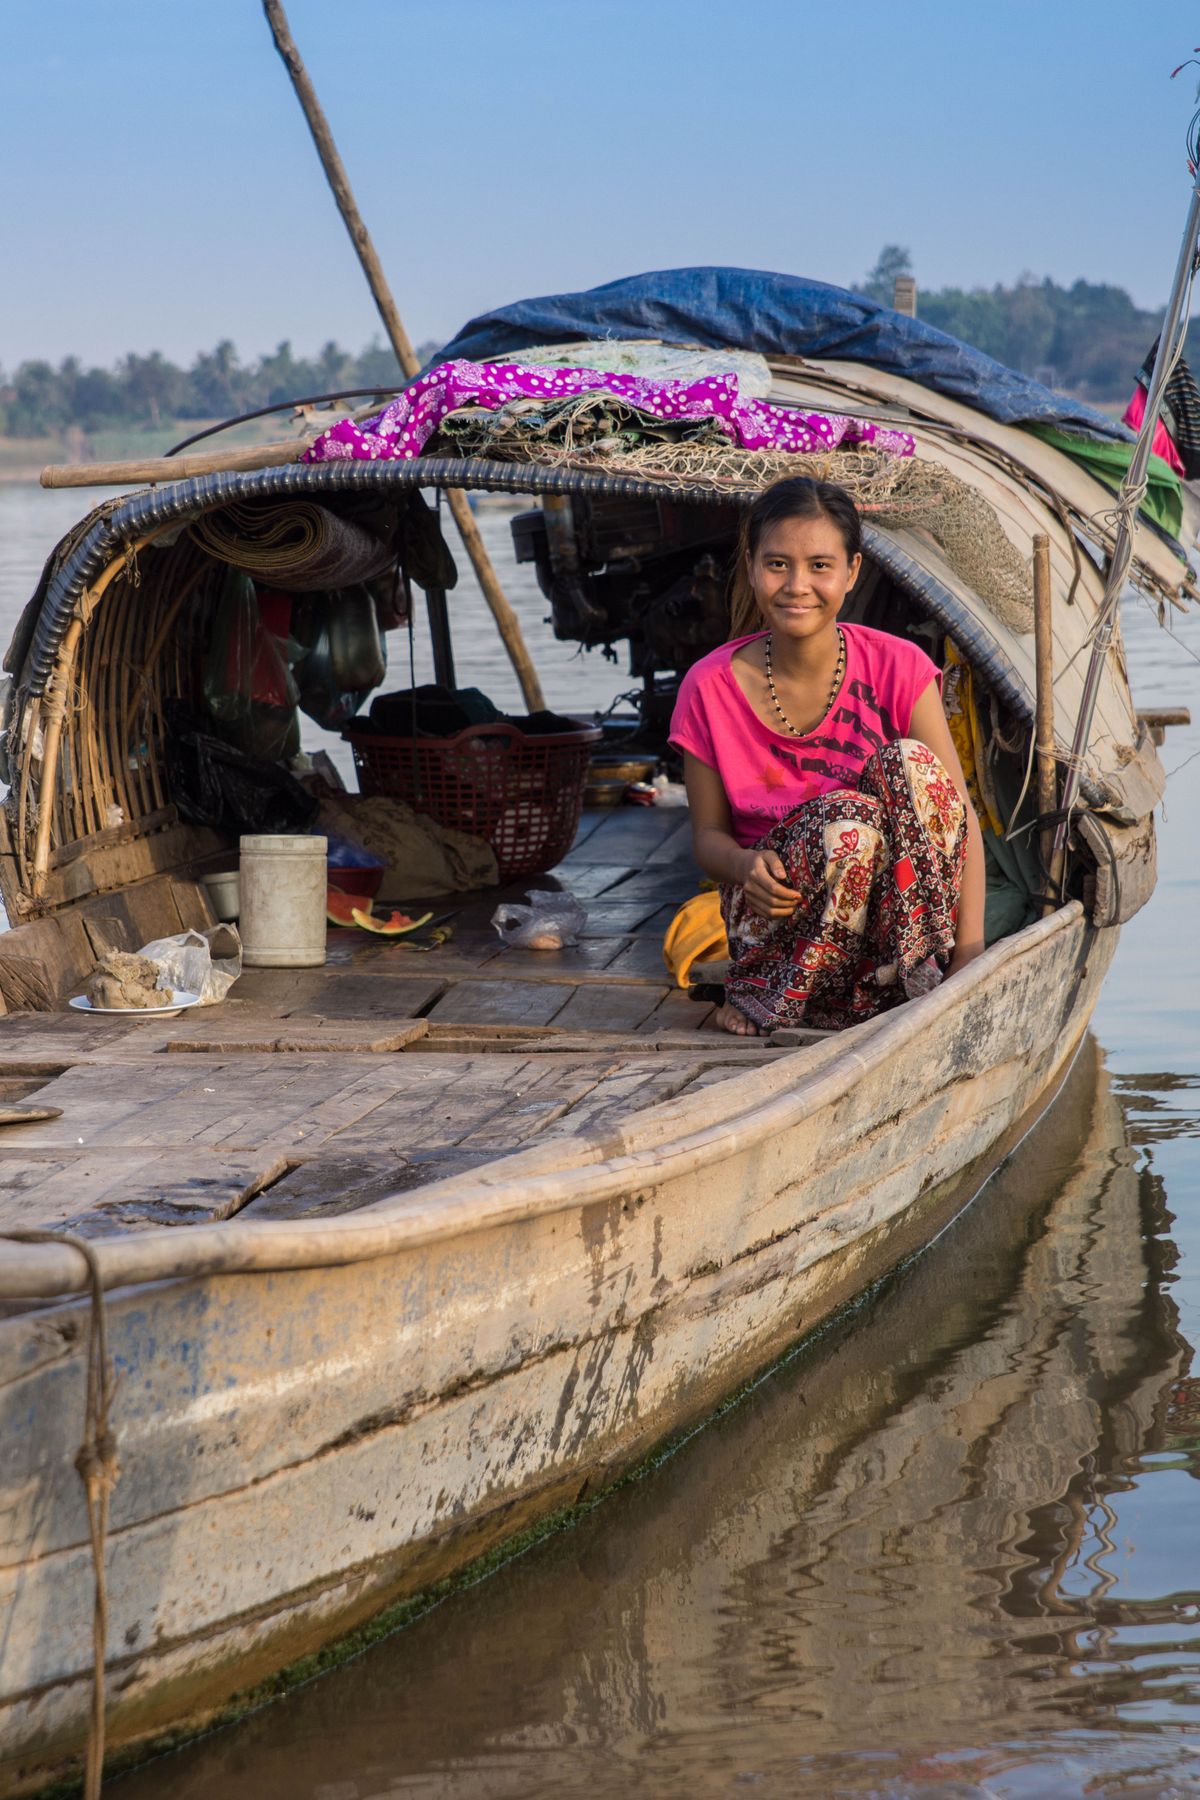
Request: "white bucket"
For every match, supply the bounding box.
[202,869,240,922]
[238,835,328,967]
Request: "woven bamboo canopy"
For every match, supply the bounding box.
[1,383,1173,925]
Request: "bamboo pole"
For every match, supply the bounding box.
[260,0,546,712]
[1032,534,1059,914]
[42,434,316,488]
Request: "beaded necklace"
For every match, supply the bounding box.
[763,627,845,737]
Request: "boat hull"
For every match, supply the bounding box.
[0,904,1114,1794]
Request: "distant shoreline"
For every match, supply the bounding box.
[0,416,287,487]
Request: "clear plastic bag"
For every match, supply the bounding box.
[490,890,587,951]
[137,927,243,1005]
[293,588,387,732]
[903,955,944,1000]
[650,774,690,807]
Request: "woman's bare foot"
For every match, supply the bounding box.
[715,999,760,1036]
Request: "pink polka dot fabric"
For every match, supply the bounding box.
[301,360,916,465]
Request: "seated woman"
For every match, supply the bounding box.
[670,476,986,1036]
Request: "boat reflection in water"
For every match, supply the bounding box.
[124,1035,1199,1799]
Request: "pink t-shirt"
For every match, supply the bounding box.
[670,624,941,847]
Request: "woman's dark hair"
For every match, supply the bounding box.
[729,477,862,636]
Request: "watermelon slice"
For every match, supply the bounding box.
[350,905,433,937]
[327,887,433,935]
[327,888,361,928]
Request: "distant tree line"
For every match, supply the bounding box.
[862,246,1184,402]
[0,337,434,439]
[0,256,1188,438]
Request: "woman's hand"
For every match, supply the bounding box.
[740,848,804,919]
[681,752,802,919]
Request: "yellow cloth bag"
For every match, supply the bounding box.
[942,640,1004,836]
[662,889,728,989]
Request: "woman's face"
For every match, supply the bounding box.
[748,513,861,641]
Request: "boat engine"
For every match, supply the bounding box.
[511,494,740,740]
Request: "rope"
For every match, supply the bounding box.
[2,1229,119,1800]
[123,542,141,592]
[1005,803,1082,841]
[403,569,424,804]
[1003,728,1039,845]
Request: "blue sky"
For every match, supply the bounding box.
[4,0,1200,369]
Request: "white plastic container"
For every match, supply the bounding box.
[202,869,240,922]
[238,835,328,967]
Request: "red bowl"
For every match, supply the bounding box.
[326,864,385,900]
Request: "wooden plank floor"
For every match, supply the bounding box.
[0,806,790,1237]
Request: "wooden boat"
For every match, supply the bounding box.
[0,293,1192,1793]
[132,1033,1188,1796]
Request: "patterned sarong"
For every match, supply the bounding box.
[721,739,966,1032]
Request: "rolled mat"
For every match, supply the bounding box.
[190,500,394,591]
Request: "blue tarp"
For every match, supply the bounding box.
[435,266,1130,444]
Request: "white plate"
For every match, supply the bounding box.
[68,992,203,1019]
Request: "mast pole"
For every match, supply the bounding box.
[1050,168,1200,879]
[260,0,546,712]
[1032,534,1058,912]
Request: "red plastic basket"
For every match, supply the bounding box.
[344,720,602,882]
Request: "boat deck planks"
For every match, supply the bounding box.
[591,865,701,905]
[645,818,696,864]
[637,990,717,1033]
[0,1147,291,1236]
[233,1148,501,1219]
[537,1055,715,1141]
[550,983,669,1033]
[161,1019,432,1054]
[607,933,690,980]
[424,979,574,1028]
[227,969,448,1018]
[575,899,677,936]
[554,806,690,866]
[543,861,641,898]
[0,802,769,1236]
[477,937,633,978]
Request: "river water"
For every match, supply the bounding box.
[2,487,1199,1797]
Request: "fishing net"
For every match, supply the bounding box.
[432,393,1033,634]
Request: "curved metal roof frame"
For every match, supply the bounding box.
[10,457,1033,726]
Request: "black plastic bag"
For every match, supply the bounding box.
[398,489,457,592]
[366,684,501,737]
[164,703,317,836]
